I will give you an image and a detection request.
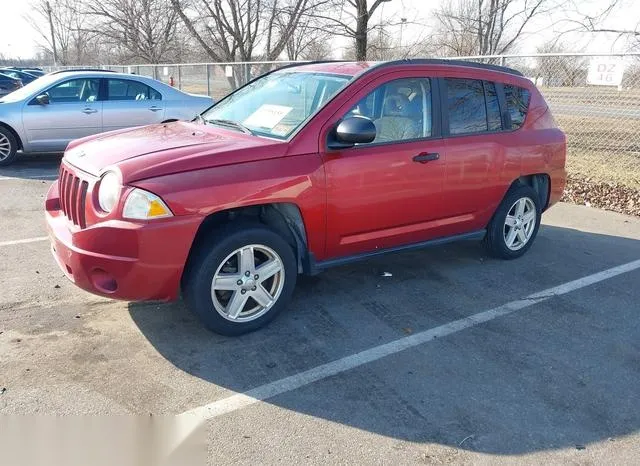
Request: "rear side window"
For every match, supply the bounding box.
[107,79,162,101]
[504,84,530,129]
[446,78,486,135]
[484,81,502,131]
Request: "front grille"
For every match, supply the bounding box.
[59,165,89,228]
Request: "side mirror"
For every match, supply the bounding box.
[329,116,376,149]
[35,94,50,105]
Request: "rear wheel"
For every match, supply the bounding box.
[0,126,18,166]
[485,185,541,259]
[183,223,297,336]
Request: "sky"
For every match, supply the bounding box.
[0,0,638,62]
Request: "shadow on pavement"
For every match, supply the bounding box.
[0,153,62,180]
[129,225,640,454]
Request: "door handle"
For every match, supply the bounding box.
[149,106,162,112]
[413,152,440,163]
[82,108,98,114]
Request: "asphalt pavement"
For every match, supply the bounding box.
[1,154,639,464]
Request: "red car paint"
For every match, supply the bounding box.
[45,61,566,301]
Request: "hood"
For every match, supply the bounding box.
[65,121,288,183]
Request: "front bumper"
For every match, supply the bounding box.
[45,182,202,301]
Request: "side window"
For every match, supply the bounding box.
[345,78,432,144]
[446,78,486,135]
[504,84,530,129]
[46,78,100,103]
[484,81,502,131]
[107,79,162,101]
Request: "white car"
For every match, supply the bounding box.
[0,70,213,166]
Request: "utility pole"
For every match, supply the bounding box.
[400,17,407,51]
[45,1,58,66]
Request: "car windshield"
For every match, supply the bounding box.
[0,74,58,103]
[202,71,351,139]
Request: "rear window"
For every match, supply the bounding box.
[504,84,530,129]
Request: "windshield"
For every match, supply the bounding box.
[203,71,351,139]
[0,74,58,103]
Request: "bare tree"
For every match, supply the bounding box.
[84,0,181,63]
[428,0,553,57]
[535,40,586,86]
[172,0,325,62]
[172,0,329,86]
[26,0,98,65]
[311,0,400,61]
[283,16,332,60]
[342,27,399,60]
[566,0,639,51]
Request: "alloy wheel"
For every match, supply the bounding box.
[210,244,285,322]
[503,197,537,251]
[0,133,11,161]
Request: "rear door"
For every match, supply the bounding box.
[440,77,507,232]
[22,77,102,152]
[102,78,166,132]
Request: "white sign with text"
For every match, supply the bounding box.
[587,58,625,86]
[243,105,293,129]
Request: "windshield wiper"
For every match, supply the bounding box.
[206,118,255,135]
[193,114,206,125]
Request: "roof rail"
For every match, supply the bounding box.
[49,68,117,75]
[372,58,524,77]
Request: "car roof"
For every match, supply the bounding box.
[281,59,524,78]
[46,70,167,85]
[36,70,192,98]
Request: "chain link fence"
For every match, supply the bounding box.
[455,53,640,194]
[45,54,640,213]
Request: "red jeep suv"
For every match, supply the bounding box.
[45,60,566,335]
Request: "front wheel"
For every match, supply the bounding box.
[0,126,18,166]
[484,185,541,259]
[183,223,297,336]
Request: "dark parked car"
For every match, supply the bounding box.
[0,72,22,98]
[0,68,39,85]
[7,66,43,72]
[46,59,567,336]
[22,69,45,77]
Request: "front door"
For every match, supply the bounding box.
[320,73,447,259]
[22,77,102,152]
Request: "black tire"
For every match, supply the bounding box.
[0,126,19,167]
[183,222,297,336]
[484,184,542,259]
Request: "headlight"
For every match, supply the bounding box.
[123,188,173,220]
[98,171,120,213]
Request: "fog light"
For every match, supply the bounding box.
[90,268,118,293]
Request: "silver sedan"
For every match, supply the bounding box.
[0,70,213,166]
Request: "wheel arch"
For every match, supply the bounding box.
[0,121,23,150]
[185,202,311,282]
[510,173,551,211]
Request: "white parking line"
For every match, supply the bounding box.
[179,258,640,422]
[0,175,58,182]
[0,236,49,247]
